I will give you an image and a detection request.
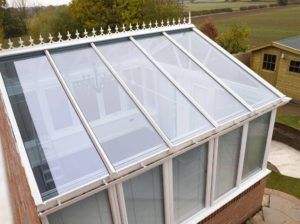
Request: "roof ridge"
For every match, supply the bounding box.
[0,15,192,53]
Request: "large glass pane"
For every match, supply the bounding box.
[123,166,164,224]
[168,30,279,108]
[50,47,166,170]
[215,127,242,199]
[48,190,113,224]
[96,40,213,144]
[136,34,249,124]
[0,55,107,200]
[242,113,271,180]
[173,143,208,223]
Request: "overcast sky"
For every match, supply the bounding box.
[7,0,71,7]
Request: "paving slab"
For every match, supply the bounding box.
[269,141,300,178]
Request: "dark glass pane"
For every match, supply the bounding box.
[0,55,107,200]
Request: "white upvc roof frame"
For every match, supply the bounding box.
[0,17,291,216]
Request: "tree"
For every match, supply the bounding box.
[3,8,27,38]
[216,23,250,54]
[200,18,218,40]
[278,0,288,5]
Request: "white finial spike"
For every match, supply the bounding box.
[129,24,133,31]
[183,17,186,24]
[29,36,34,46]
[107,26,112,34]
[161,20,164,27]
[8,39,14,49]
[84,29,88,38]
[92,28,97,37]
[178,18,181,25]
[18,37,24,47]
[39,34,44,44]
[58,32,63,42]
[173,18,176,25]
[149,21,152,29]
[122,24,126,32]
[167,19,170,26]
[49,33,54,43]
[0,43,2,51]
[189,11,191,24]
[155,20,158,28]
[142,22,146,30]
[100,27,104,35]
[75,30,80,39]
[67,31,72,40]
[136,23,139,31]
[115,25,119,33]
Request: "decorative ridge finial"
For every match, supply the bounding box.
[0,16,192,52]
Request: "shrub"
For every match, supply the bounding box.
[199,18,218,40]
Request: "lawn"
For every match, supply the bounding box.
[185,1,275,12]
[267,172,300,199]
[276,115,300,130]
[193,6,300,48]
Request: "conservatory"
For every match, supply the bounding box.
[0,16,289,224]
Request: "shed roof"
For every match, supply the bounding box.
[276,35,300,51]
[0,17,288,212]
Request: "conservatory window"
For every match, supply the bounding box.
[242,113,271,180]
[0,55,108,200]
[214,127,242,200]
[50,46,167,170]
[173,143,208,223]
[47,190,113,224]
[123,166,165,224]
[168,30,278,108]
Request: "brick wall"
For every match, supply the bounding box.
[200,178,266,224]
[0,96,40,224]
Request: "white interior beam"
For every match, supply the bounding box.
[90,43,173,149]
[236,123,249,186]
[162,32,254,113]
[163,159,174,224]
[116,184,128,224]
[45,50,116,175]
[130,36,219,129]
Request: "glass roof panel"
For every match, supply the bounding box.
[168,30,279,108]
[96,39,214,144]
[50,47,167,170]
[136,34,249,124]
[0,55,107,201]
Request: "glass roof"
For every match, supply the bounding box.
[0,27,282,201]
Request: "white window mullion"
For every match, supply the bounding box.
[116,183,128,224]
[236,123,249,186]
[210,138,219,204]
[205,139,214,208]
[40,216,50,224]
[263,109,277,169]
[163,159,174,224]
[108,186,122,224]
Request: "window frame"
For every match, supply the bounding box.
[289,59,300,74]
[262,53,277,72]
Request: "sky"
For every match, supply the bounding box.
[7,0,71,7]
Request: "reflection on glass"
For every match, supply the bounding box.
[50,47,166,170]
[48,190,113,224]
[0,55,107,200]
[97,39,213,144]
[136,34,248,124]
[215,127,242,199]
[173,144,208,223]
[123,166,164,224]
[169,30,278,108]
[242,113,271,180]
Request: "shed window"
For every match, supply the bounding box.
[242,113,271,180]
[123,166,165,224]
[173,143,208,223]
[289,60,300,73]
[47,190,113,224]
[214,127,242,199]
[262,54,276,71]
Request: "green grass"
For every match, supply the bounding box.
[185,1,275,12]
[267,172,300,199]
[212,6,300,48]
[276,115,300,130]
